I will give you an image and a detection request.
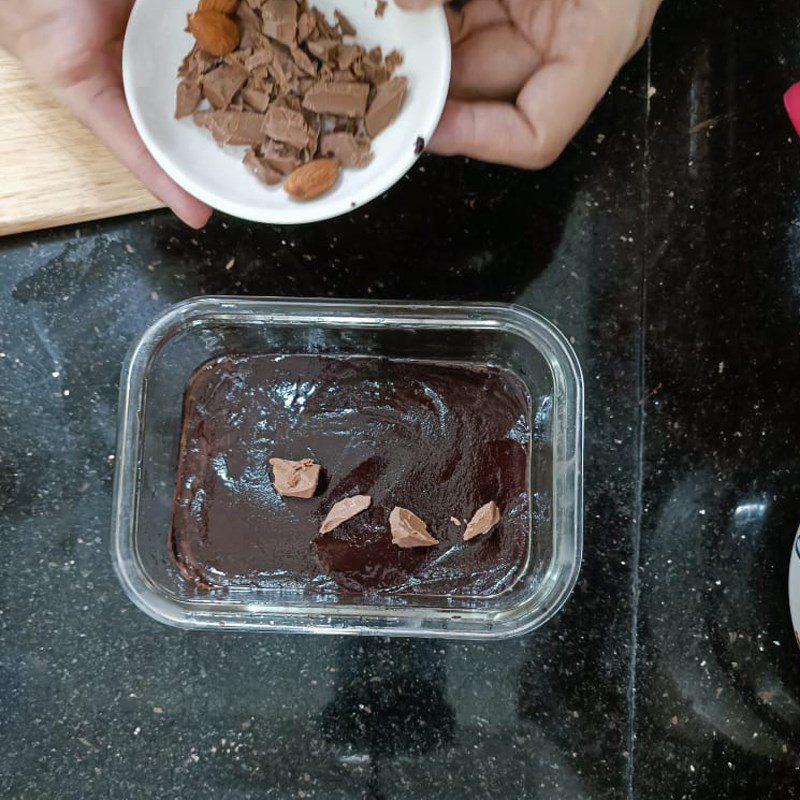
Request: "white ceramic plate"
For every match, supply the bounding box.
[790,525,800,651]
[123,0,450,224]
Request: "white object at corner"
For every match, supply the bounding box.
[123,0,451,225]
[790,526,800,651]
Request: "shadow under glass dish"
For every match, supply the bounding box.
[111,298,583,639]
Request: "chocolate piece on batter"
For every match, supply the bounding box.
[464,501,501,541]
[390,507,439,549]
[320,495,372,534]
[269,457,321,498]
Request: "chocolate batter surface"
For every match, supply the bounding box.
[171,355,532,596]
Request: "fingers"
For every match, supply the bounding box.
[447,0,509,44]
[429,61,609,168]
[430,99,555,168]
[431,18,632,169]
[451,24,541,100]
[399,0,510,44]
[59,76,212,228]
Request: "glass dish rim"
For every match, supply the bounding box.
[110,296,584,640]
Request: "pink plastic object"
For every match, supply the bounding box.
[784,82,800,137]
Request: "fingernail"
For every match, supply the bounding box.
[784,82,800,137]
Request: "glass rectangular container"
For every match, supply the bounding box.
[111,297,583,639]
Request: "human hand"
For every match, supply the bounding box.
[397,0,662,168]
[0,0,211,228]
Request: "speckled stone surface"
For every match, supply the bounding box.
[1,0,799,797]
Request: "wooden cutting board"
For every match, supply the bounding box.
[0,50,163,237]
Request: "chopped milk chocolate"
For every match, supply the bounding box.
[319,132,372,167]
[242,86,271,112]
[259,139,303,174]
[464,501,501,541]
[319,495,372,534]
[201,63,249,109]
[176,78,202,118]
[195,110,266,145]
[243,149,283,184]
[389,507,439,549]
[263,104,314,149]
[334,10,357,36]
[261,0,298,45]
[269,457,321,498]
[178,0,408,197]
[385,49,403,72]
[302,81,370,117]
[375,0,388,17]
[365,77,407,137]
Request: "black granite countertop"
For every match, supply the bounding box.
[1,0,799,797]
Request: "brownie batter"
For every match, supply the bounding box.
[171,355,532,597]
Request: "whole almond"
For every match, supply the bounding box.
[197,0,239,13]
[284,159,340,200]
[187,10,239,56]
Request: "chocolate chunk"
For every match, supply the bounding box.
[243,148,283,184]
[263,104,313,149]
[290,44,317,76]
[194,110,266,145]
[306,38,339,61]
[176,78,202,118]
[242,86,271,112]
[260,139,303,174]
[414,135,425,155]
[319,495,372,534]
[319,132,372,168]
[178,50,199,79]
[292,76,316,96]
[269,457,321,498]
[261,0,297,45]
[358,60,389,86]
[390,507,439,549]
[375,0,388,17]
[302,81,369,117]
[365,76,407,137]
[312,7,337,38]
[335,10,357,36]
[242,26,272,52]
[336,44,362,70]
[202,62,249,109]
[267,55,289,89]
[183,45,221,75]
[235,0,261,30]
[245,47,273,71]
[464,501,501,541]
[385,49,403,72]
[297,11,313,42]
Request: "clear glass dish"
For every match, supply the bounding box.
[111,297,583,639]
